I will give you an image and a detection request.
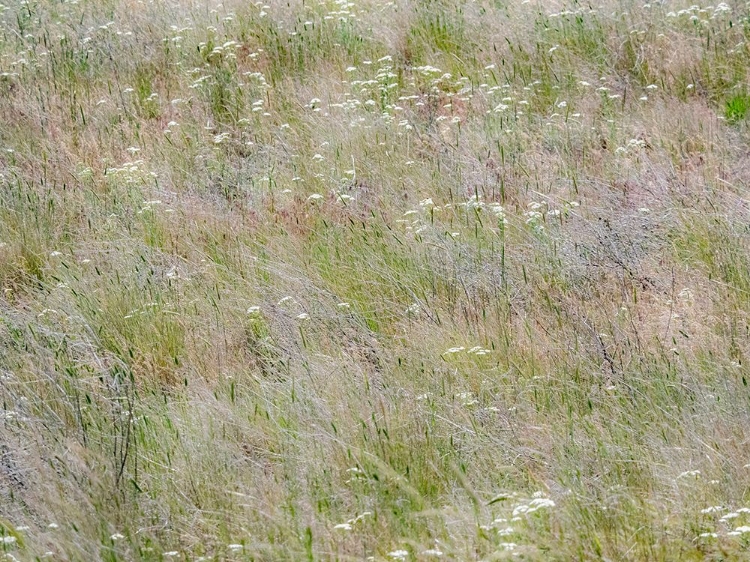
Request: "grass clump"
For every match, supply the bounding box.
[725,92,750,124]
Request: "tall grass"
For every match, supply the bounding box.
[2,0,750,560]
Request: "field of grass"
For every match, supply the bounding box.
[1,0,750,559]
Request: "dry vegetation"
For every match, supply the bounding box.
[2,0,750,559]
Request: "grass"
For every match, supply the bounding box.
[2,0,750,560]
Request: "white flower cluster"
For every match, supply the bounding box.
[615,138,647,156]
[667,3,731,20]
[333,511,372,531]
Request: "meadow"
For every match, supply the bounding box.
[1,0,750,559]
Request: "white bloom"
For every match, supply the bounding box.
[512,497,555,517]
[530,497,555,508]
[334,523,352,530]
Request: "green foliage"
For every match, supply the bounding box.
[406,0,470,63]
[725,93,750,123]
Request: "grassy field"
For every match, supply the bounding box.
[1,0,750,559]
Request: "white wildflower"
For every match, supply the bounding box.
[512,496,555,517]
